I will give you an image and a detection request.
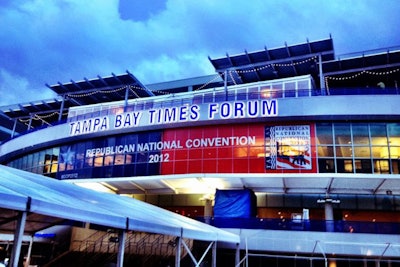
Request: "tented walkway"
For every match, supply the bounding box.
[0,165,239,267]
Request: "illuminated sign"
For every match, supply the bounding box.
[68,99,278,136]
[58,123,316,180]
[265,125,312,170]
[85,136,256,158]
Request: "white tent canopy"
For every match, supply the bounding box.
[0,165,239,266]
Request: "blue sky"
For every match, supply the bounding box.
[0,0,399,106]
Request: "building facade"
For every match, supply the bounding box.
[1,37,400,266]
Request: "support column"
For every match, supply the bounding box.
[116,230,126,267]
[324,200,334,232]
[204,198,213,224]
[317,196,340,232]
[211,241,217,267]
[317,196,339,267]
[235,243,240,267]
[175,236,182,267]
[10,211,27,267]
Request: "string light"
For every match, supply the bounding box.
[234,56,317,74]
[34,112,59,119]
[229,70,238,85]
[195,74,221,91]
[325,68,400,89]
[67,86,128,98]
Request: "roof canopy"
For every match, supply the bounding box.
[209,37,335,85]
[48,71,154,104]
[0,165,239,244]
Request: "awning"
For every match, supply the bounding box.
[0,165,239,244]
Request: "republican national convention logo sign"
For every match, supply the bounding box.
[265,125,311,170]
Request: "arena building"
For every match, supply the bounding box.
[1,36,400,266]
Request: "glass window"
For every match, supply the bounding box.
[104,155,114,166]
[193,94,203,104]
[144,101,153,110]
[248,87,259,100]
[318,159,335,173]
[43,154,51,173]
[317,146,334,157]
[32,152,39,168]
[355,159,372,173]
[84,157,93,167]
[374,159,390,174]
[135,102,144,111]
[214,91,226,102]
[353,146,371,158]
[271,83,283,98]
[316,123,333,144]
[388,123,400,146]
[390,146,400,159]
[392,159,400,174]
[336,146,353,157]
[334,123,352,145]
[114,154,125,165]
[260,85,271,98]
[50,154,58,173]
[352,124,369,145]
[94,156,104,167]
[203,93,214,103]
[371,146,389,158]
[21,156,28,170]
[236,88,247,100]
[370,124,388,146]
[336,159,353,173]
[227,91,236,101]
[125,154,133,164]
[284,82,296,97]
[297,80,310,97]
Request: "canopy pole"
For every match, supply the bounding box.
[175,235,182,267]
[211,241,217,267]
[10,211,27,267]
[116,230,126,267]
[235,243,240,267]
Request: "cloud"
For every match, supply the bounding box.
[0,0,399,106]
